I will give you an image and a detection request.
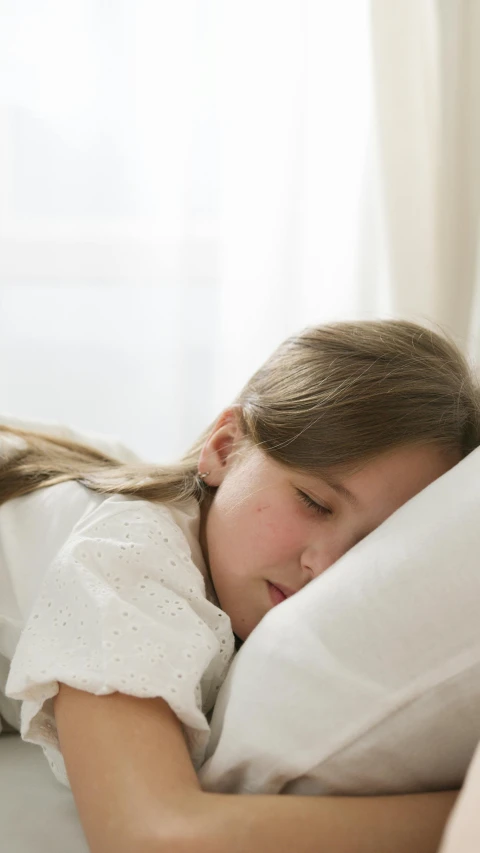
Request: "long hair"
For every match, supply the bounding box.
[1,319,479,508]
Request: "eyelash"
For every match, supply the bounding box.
[295,489,331,516]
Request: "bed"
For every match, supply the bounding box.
[0,732,89,853]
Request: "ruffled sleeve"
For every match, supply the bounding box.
[5,495,234,787]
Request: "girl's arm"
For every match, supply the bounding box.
[191,788,458,853]
[53,684,203,853]
[53,684,459,853]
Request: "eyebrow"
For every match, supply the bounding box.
[320,474,360,508]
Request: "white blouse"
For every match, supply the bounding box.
[0,426,235,789]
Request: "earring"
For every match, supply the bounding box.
[198,471,211,480]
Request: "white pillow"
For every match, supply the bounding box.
[199,448,480,796]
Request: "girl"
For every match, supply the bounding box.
[0,319,477,853]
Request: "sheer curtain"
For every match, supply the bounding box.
[368,0,480,362]
[0,1,379,460]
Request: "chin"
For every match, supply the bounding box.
[231,617,258,643]
[231,623,248,643]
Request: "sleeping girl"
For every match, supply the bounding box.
[1,318,477,853]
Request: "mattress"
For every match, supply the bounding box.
[0,734,89,853]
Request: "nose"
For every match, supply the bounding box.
[300,539,354,580]
[300,548,334,581]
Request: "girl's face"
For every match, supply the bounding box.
[198,408,461,641]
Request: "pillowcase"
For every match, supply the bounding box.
[199,447,480,796]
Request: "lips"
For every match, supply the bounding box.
[271,582,296,599]
[267,581,296,607]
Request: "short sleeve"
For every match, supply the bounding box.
[5,496,235,787]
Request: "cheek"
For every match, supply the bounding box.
[249,500,303,558]
[209,496,303,569]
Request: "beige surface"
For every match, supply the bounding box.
[439,739,480,853]
[0,734,89,853]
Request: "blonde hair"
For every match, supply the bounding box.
[1,319,479,508]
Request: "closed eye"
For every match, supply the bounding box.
[295,489,331,516]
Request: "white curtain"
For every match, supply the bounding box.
[368,0,480,361]
[0,0,375,459]
[1,1,478,462]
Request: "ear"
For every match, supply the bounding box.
[197,406,244,487]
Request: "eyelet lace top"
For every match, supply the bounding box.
[1,478,235,789]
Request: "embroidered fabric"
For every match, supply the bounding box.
[4,494,235,788]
